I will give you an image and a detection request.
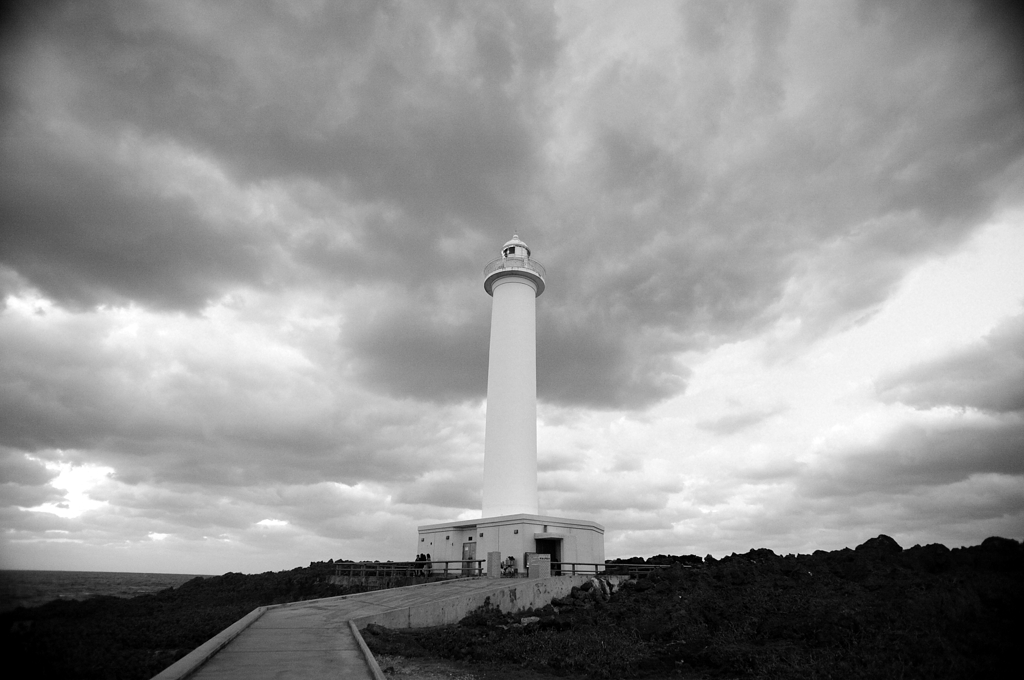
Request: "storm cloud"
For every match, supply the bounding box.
[1,0,1022,572]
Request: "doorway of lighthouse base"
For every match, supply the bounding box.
[535,538,562,575]
[462,542,477,576]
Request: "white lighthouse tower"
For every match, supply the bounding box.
[417,235,604,576]
[481,234,543,517]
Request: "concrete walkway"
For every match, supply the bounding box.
[152,575,602,680]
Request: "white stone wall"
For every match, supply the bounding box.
[417,527,478,567]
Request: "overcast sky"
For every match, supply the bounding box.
[2,0,1023,575]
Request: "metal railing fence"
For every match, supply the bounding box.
[333,560,486,586]
[552,562,674,576]
[332,559,675,588]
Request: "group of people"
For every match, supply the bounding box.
[413,553,432,576]
[500,556,518,577]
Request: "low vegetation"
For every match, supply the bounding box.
[3,537,1020,679]
[0,560,356,680]
[363,536,1022,679]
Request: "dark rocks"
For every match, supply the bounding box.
[746,547,779,561]
[981,536,1021,552]
[608,553,704,567]
[855,534,903,556]
[589,576,612,601]
[901,543,952,574]
[549,578,618,612]
[976,536,1024,570]
[647,553,703,566]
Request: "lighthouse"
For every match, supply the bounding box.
[481,234,544,517]
[417,235,604,576]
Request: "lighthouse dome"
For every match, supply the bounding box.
[501,234,530,258]
[484,233,545,297]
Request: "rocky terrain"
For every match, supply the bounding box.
[363,536,1023,679]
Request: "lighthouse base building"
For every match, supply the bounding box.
[417,514,605,575]
[416,235,604,576]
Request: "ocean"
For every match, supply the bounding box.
[0,570,211,613]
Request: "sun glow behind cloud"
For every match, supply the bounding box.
[21,457,113,519]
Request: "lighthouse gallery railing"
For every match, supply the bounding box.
[483,255,546,279]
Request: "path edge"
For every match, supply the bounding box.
[150,605,268,680]
[350,619,388,680]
